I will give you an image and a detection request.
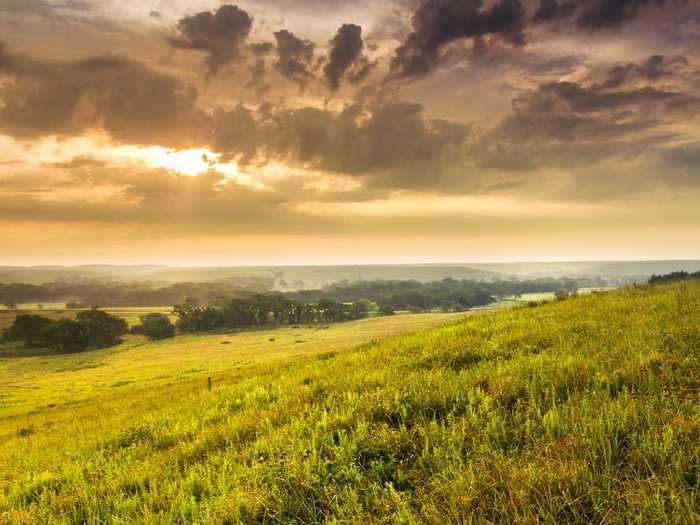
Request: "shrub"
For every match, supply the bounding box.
[42,319,90,353]
[133,313,175,340]
[75,309,128,348]
[4,314,54,347]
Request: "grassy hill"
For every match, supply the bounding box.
[0,283,698,523]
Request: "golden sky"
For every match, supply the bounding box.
[1,0,699,264]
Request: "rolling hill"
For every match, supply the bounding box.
[0,282,698,523]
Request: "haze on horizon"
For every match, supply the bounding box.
[1,0,699,266]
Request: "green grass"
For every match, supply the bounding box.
[0,313,462,416]
[0,283,698,523]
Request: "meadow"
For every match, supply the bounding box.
[0,313,460,417]
[0,282,698,523]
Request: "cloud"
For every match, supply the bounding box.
[246,42,275,96]
[597,54,689,88]
[662,142,700,169]
[273,29,316,89]
[532,0,577,23]
[473,73,698,175]
[576,0,678,29]
[390,0,527,79]
[324,23,374,90]
[213,101,471,190]
[532,0,684,29]
[0,45,209,147]
[0,0,90,16]
[168,4,253,76]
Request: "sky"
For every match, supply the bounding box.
[0,0,699,265]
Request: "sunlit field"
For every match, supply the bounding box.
[0,282,697,523]
[0,313,462,416]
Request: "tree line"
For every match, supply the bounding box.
[174,295,371,332]
[288,277,585,313]
[0,276,607,309]
[2,310,129,353]
[649,271,700,285]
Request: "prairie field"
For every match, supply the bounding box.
[0,313,460,417]
[0,283,698,523]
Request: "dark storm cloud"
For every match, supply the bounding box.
[531,81,680,113]
[532,0,577,23]
[576,0,678,29]
[598,55,689,88]
[0,44,209,147]
[273,29,316,89]
[473,74,700,173]
[324,24,373,90]
[213,101,470,189]
[532,0,684,28]
[473,65,700,176]
[168,4,253,76]
[387,0,691,80]
[391,0,527,79]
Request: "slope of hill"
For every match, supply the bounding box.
[1,283,698,523]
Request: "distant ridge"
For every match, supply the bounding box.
[0,260,699,285]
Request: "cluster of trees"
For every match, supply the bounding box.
[2,310,128,353]
[649,271,700,284]
[131,313,176,340]
[174,295,371,332]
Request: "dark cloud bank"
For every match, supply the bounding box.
[1,1,699,201]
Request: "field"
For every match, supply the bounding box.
[0,283,699,523]
[0,313,461,417]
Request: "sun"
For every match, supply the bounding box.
[142,148,216,176]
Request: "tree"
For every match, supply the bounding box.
[349,300,371,320]
[378,301,395,316]
[174,304,224,332]
[43,319,90,353]
[134,313,175,340]
[75,309,128,348]
[3,301,18,310]
[5,315,54,347]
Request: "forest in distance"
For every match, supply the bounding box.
[1,275,605,311]
[2,270,693,356]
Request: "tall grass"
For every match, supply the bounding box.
[0,283,698,523]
